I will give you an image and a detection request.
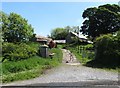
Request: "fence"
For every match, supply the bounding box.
[71,45,95,60]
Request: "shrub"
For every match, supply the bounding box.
[94,34,120,66]
[2,42,37,61]
[2,48,63,75]
[2,56,43,75]
[2,48,63,83]
[84,44,94,50]
[67,44,95,65]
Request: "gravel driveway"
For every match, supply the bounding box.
[2,49,119,87]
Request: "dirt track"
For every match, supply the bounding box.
[2,49,118,87]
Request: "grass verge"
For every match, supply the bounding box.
[67,44,120,73]
[1,48,63,83]
[68,45,93,65]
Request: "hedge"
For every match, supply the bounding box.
[94,33,120,66]
[2,42,38,61]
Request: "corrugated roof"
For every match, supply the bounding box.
[35,35,52,41]
[71,31,87,39]
[70,31,93,44]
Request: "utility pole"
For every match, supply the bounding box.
[77,26,79,53]
[77,26,79,37]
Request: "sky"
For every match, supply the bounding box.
[2,2,119,37]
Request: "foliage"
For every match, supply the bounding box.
[1,48,63,83]
[51,27,69,40]
[2,69,41,83]
[49,48,63,64]
[50,26,80,40]
[29,34,37,42]
[1,11,34,42]
[70,36,79,43]
[2,56,48,75]
[94,33,120,66]
[65,26,80,33]
[80,4,120,39]
[67,44,94,64]
[2,42,38,61]
[26,42,40,50]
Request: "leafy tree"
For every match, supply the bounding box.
[51,27,69,40]
[64,26,72,32]
[2,42,37,62]
[1,11,9,42]
[50,26,80,40]
[65,26,80,33]
[72,26,80,34]
[93,33,120,66]
[1,12,34,42]
[80,4,120,40]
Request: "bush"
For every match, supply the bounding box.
[2,48,62,75]
[2,48,63,83]
[84,44,94,50]
[2,42,37,61]
[94,34,120,66]
[68,44,94,65]
[2,56,43,75]
[2,68,41,83]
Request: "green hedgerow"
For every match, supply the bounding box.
[2,42,37,61]
[94,33,120,66]
[2,48,63,83]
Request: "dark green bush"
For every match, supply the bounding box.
[1,47,63,83]
[94,34,120,66]
[84,44,94,50]
[2,42,37,61]
[2,48,63,75]
[2,56,42,75]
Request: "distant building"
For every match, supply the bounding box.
[66,31,93,44]
[36,35,52,44]
[54,40,66,44]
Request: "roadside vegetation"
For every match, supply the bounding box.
[1,12,63,83]
[1,48,62,83]
[1,3,120,83]
[51,4,120,72]
[66,42,120,72]
[79,4,120,71]
[67,44,94,65]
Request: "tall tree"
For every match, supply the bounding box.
[1,11,9,42]
[1,12,34,42]
[51,27,69,40]
[80,4,120,40]
[50,26,80,40]
[64,26,79,33]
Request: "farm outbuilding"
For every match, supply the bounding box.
[66,31,93,44]
[36,35,52,44]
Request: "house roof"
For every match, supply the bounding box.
[70,31,93,44]
[54,40,66,43]
[70,31,87,40]
[35,35,52,42]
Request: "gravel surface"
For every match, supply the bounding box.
[2,49,119,87]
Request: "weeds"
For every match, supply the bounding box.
[2,48,63,83]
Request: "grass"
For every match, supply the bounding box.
[66,44,120,73]
[57,43,91,64]
[26,42,40,50]
[2,66,42,83]
[1,48,63,83]
[86,60,120,73]
[101,67,120,73]
[57,44,66,49]
[68,45,94,65]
